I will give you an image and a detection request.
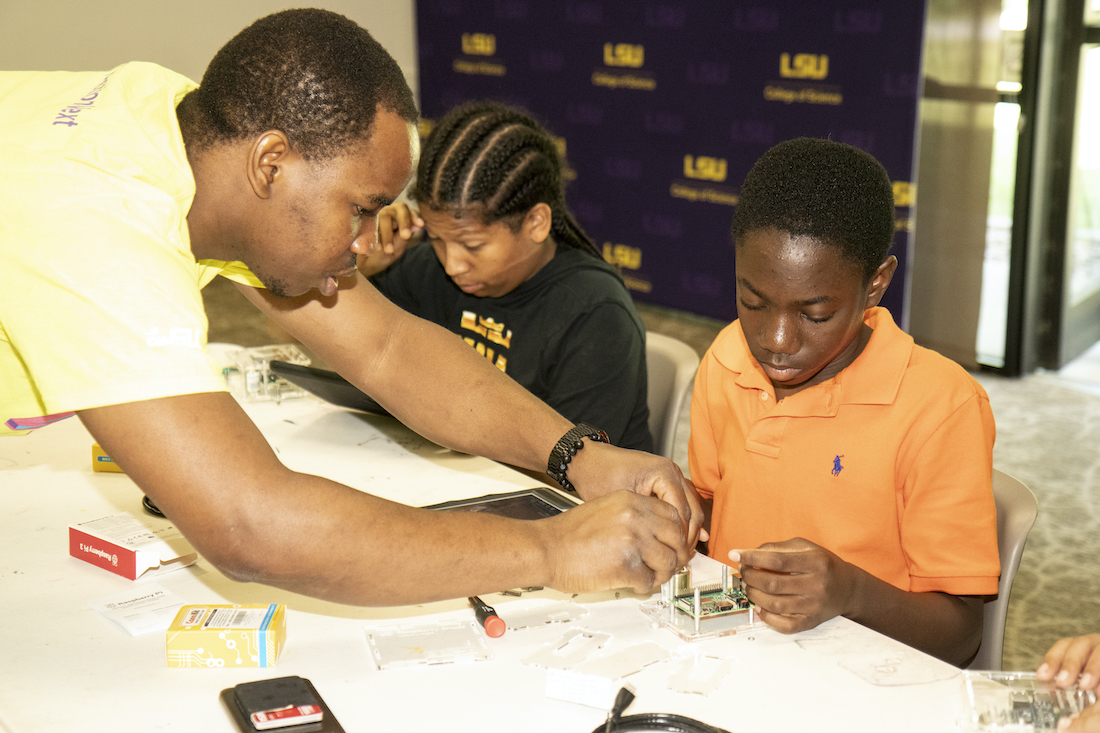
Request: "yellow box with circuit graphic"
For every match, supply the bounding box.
[91,443,124,473]
[166,604,286,668]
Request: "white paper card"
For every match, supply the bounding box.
[88,583,187,636]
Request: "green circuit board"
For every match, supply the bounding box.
[671,584,752,619]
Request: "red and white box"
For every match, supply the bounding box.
[69,512,197,580]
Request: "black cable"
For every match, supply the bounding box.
[593,686,733,733]
[142,495,165,518]
[592,713,733,733]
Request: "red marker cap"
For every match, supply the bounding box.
[469,596,506,638]
[482,613,506,638]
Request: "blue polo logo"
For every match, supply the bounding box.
[832,455,844,477]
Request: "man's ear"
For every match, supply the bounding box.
[523,202,553,243]
[246,130,292,200]
[864,255,898,309]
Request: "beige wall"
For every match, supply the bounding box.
[0,0,418,99]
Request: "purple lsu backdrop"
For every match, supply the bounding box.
[415,1,925,325]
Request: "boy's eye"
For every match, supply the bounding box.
[804,312,833,324]
[738,298,764,311]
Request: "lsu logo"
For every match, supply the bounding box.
[603,243,642,270]
[683,155,728,182]
[780,53,829,80]
[604,43,644,68]
[893,181,915,207]
[460,312,510,372]
[462,33,496,56]
[460,312,512,349]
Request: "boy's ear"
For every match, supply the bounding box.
[523,202,553,243]
[864,255,898,309]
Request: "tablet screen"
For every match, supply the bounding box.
[425,488,577,519]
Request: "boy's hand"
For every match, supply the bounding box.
[1039,634,1100,691]
[357,202,424,277]
[729,538,857,634]
[1054,704,1100,733]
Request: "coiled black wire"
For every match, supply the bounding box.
[590,686,732,733]
[591,712,733,733]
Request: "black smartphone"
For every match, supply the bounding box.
[221,676,345,733]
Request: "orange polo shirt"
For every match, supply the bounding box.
[689,307,999,595]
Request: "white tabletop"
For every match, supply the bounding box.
[0,396,969,733]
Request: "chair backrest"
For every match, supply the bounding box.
[644,332,701,460]
[968,468,1038,670]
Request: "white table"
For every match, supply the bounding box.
[0,396,970,732]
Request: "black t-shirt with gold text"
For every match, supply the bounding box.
[370,242,653,452]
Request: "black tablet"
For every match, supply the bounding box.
[268,360,391,417]
[425,487,579,519]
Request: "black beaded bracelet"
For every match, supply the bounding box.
[546,423,610,492]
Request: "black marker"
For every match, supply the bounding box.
[468,596,506,638]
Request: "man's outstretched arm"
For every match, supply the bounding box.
[237,274,705,545]
[79,391,687,606]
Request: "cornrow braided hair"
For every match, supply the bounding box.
[412,101,601,259]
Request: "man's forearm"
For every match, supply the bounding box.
[78,393,686,605]
[241,277,704,543]
[247,278,573,473]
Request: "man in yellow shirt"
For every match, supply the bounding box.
[0,8,702,605]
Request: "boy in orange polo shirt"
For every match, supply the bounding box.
[689,137,1000,666]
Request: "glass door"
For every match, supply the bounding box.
[1005,0,1100,373]
[1060,36,1100,363]
[976,0,1029,369]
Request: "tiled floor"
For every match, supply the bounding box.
[203,277,1100,671]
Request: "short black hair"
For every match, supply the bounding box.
[412,101,601,259]
[177,8,418,160]
[732,137,895,282]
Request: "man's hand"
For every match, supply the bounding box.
[568,441,706,562]
[1039,634,1100,691]
[540,491,687,594]
[357,202,423,277]
[729,538,857,634]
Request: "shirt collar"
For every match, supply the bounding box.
[712,306,913,408]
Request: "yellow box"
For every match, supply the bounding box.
[166,604,286,668]
[91,442,124,473]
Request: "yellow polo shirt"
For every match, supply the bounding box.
[0,62,261,435]
[689,307,1000,595]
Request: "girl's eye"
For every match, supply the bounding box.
[355,205,377,217]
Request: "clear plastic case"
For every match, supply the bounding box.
[222,344,311,403]
[640,555,761,642]
[961,671,1097,732]
[364,620,493,670]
